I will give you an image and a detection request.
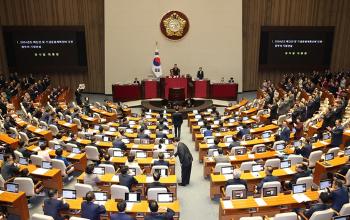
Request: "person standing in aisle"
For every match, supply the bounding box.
[173,137,193,186]
[172,106,183,138]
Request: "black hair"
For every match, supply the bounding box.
[149,200,159,212]
[153,171,161,181]
[158,152,164,160]
[127,155,135,163]
[85,191,95,202]
[121,166,128,174]
[85,163,95,174]
[214,139,220,145]
[55,148,63,157]
[48,189,57,198]
[117,200,127,212]
[217,148,223,155]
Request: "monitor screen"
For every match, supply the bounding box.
[93,167,105,175]
[42,161,52,169]
[19,157,28,165]
[221,166,234,175]
[236,126,243,131]
[72,147,81,154]
[94,192,108,201]
[325,153,334,161]
[226,137,233,143]
[109,127,116,132]
[232,189,247,199]
[280,160,291,169]
[293,141,301,147]
[276,144,285,151]
[6,183,19,193]
[262,132,271,138]
[242,117,249,121]
[195,115,201,119]
[157,193,174,203]
[323,133,331,140]
[54,144,61,150]
[136,151,147,158]
[103,136,110,142]
[212,150,219,157]
[94,125,100,130]
[163,152,171,159]
[320,179,332,190]
[214,120,220,125]
[125,192,140,202]
[263,187,277,197]
[292,184,306,194]
[121,139,130,144]
[198,121,204,126]
[235,148,246,155]
[252,164,264,172]
[62,189,77,199]
[38,141,46,147]
[129,168,136,176]
[333,215,350,220]
[155,169,168,177]
[0,153,3,160]
[257,146,266,153]
[144,130,151,135]
[206,139,215,144]
[229,118,235,123]
[113,150,123,157]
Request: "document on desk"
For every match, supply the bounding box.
[222,200,234,209]
[292,193,311,203]
[35,128,43,133]
[255,198,267,206]
[67,153,76,158]
[64,123,71,127]
[248,154,255,159]
[284,168,294,174]
[126,202,134,211]
[112,175,119,182]
[32,168,48,175]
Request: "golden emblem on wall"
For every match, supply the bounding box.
[160,11,189,40]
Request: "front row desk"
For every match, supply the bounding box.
[112,77,238,102]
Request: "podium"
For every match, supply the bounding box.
[160,76,190,99]
[142,80,159,99]
[194,80,210,98]
[112,84,141,102]
[210,83,238,100]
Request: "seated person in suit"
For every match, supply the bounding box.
[138,127,150,139]
[119,166,139,190]
[154,152,169,167]
[110,200,135,220]
[16,140,32,158]
[256,166,279,192]
[144,200,175,220]
[209,138,220,150]
[237,125,250,139]
[156,128,167,139]
[112,137,127,151]
[37,142,52,162]
[81,191,106,220]
[336,156,350,178]
[228,136,241,150]
[294,138,312,158]
[301,192,329,219]
[55,148,74,176]
[203,125,213,137]
[43,189,69,220]
[327,178,349,212]
[146,171,169,193]
[284,163,310,190]
[83,164,101,190]
[214,148,230,163]
[1,154,21,181]
[125,155,139,167]
[225,169,248,189]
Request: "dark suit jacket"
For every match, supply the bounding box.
[257,175,279,190]
[295,144,312,158]
[147,181,169,193]
[329,187,349,212]
[81,201,106,220]
[154,160,169,167]
[172,112,183,126]
[119,174,139,189]
[174,142,193,167]
[144,208,175,220]
[43,198,69,220]
[156,132,167,139]
[279,127,291,143]
[225,178,248,189]
[304,203,328,219]
[197,70,204,80]
[112,140,127,151]
[110,213,135,220]
[138,133,150,139]
[331,126,344,146]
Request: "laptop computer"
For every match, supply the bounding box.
[280,160,291,169]
[195,115,202,119]
[6,183,19,193]
[62,189,77,199]
[38,140,46,147]
[325,152,334,161]
[235,148,247,155]
[333,215,350,220]
[206,139,215,144]
[214,120,220,125]
[54,144,61,150]
[252,164,264,172]
[293,140,302,147]
[198,121,204,126]
[136,151,147,158]
[221,166,234,175]
[94,125,100,130]
[275,144,285,151]
[42,161,52,169]
[126,128,133,133]
[232,189,247,199]
[225,137,233,143]
[103,136,110,142]
[323,133,331,140]
[94,191,108,205]
[229,118,235,123]
[93,167,105,175]
[128,168,137,176]
[109,127,117,132]
[72,147,81,154]
[212,150,219,157]
[292,183,306,194]
[113,150,124,157]
[125,192,141,202]
[155,168,168,177]
[262,187,277,197]
[262,132,271,138]
[256,146,266,153]
[320,179,332,190]
[157,193,174,203]
[242,116,249,121]
[344,147,350,156]
[19,157,28,165]
[122,138,130,144]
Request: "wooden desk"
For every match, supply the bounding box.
[313,155,348,184]
[23,164,63,192]
[0,191,29,220]
[26,125,53,140]
[0,133,19,149]
[79,114,99,124]
[225,99,248,112]
[210,166,297,199]
[219,191,319,220]
[91,107,117,122]
[57,120,78,133]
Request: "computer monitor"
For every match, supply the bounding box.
[276,144,285,151]
[193,110,198,114]
[157,193,174,203]
[236,126,243,131]
[163,152,171,159]
[155,169,168,177]
[323,133,331,140]
[292,183,306,194]
[6,183,19,193]
[214,120,220,125]
[19,157,28,165]
[103,136,110,142]
[235,148,247,155]
[162,130,169,134]
[42,161,52,169]
[113,150,124,157]
[345,147,350,156]
[320,179,332,190]
[263,109,269,115]
[226,137,233,143]
[165,139,172,145]
[125,192,141,202]
[141,139,150,144]
[242,116,249,121]
[221,166,234,175]
[72,147,81,154]
[94,191,108,201]
[38,140,46,147]
[136,151,147,158]
[62,189,77,199]
[93,167,105,175]
[144,130,151,135]
[126,128,133,133]
[252,164,264,172]
[0,153,3,160]
[293,140,302,147]
[206,139,215,144]
[94,125,100,130]
[325,152,334,161]
[109,127,116,132]
[256,146,266,153]
[54,144,61,150]
[244,134,253,140]
[212,150,219,157]
[333,215,350,220]
[232,189,247,199]
[129,120,136,125]
[262,132,271,138]
[195,115,201,119]
[262,187,277,197]
[122,139,130,144]
[229,118,235,123]
[198,121,204,126]
[128,168,136,176]
[280,160,291,169]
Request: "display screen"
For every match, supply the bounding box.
[3,26,87,72]
[259,26,334,70]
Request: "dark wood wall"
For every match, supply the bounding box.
[243,0,350,91]
[0,0,104,93]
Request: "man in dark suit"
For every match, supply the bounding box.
[328,119,344,147]
[146,171,169,193]
[110,200,135,220]
[171,64,180,76]
[144,200,175,220]
[294,138,312,158]
[328,178,349,212]
[278,121,290,143]
[172,107,183,138]
[81,191,106,220]
[225,169,248,189]
[301,192,329,219]
[196,67,204,80]
[285,163,310,190]
[237,125,250,139]
[173,137,193,186]
[112,137,127,151]
[119,166,139,190]
[256,166,279,192]
[43,189,69,220]
[138,127,150,139]
[153,152,169,167]
[156,128,167,139]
